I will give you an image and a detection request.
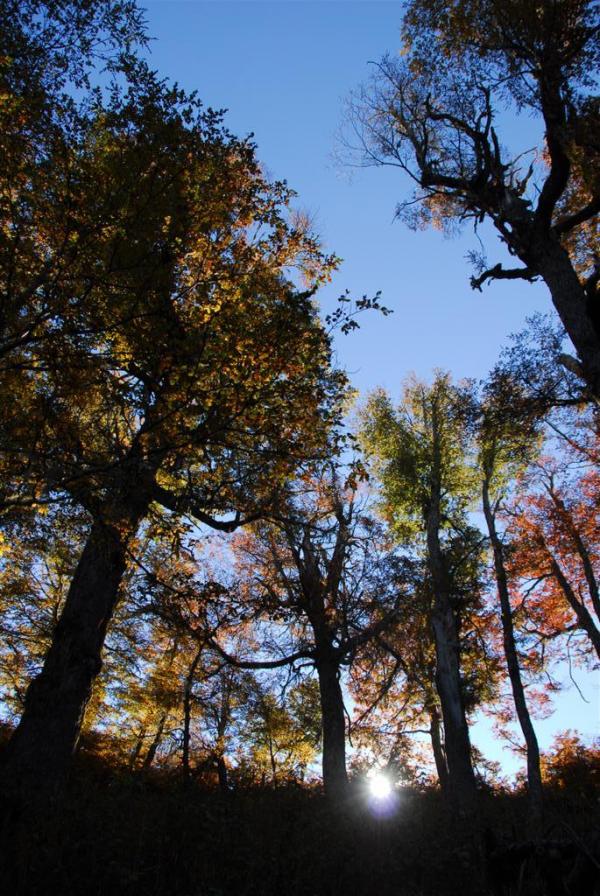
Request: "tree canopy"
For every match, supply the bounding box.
[345,0,599,397]
[0,4,598,893]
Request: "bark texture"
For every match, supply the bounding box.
[1,500,147,803]
[530,236,600,399]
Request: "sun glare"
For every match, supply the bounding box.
[369,774,392,800]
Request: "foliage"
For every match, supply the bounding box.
[1,73,346,517]
[541,730,600,795]
[0,510,86,716]
[344,0,600,396]
[1,4,600,880]
[505,436,600,661]
[360,373,479,542]
[239,679,320,784]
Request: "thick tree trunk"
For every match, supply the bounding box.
[483,481,544,824]
[430,605,477,812]
[428,705,449,790]
[316,656,348,798]
[426,477,478,814]
[1,506,145,803]
[531,235,600,399]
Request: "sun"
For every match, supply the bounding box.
[369,773,392,800]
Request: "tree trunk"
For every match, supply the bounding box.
[483,480,544,824]
[142,712,168,770]
[129,726,147,771]
[316,656,348,798]
[430,605,477,812]
[182,694,192,780]
[531,235,600,400]
[548,550,600,659]
[548,488,600,623]
[216,755,228,791]
[268,732,277,785]
[182,647,203,780]
[1,507,145,803]
[214,694,231,792]
[425,474,478,814]
[428,705,449,790]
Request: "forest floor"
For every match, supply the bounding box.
[0,745,598,895]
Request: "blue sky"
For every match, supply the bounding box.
[142,1,598,774]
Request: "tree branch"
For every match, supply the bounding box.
[208,638,314,670]
[151,483,260,532]
[553,195,600,236]
[470,263,537,292]
[342,606,399,655]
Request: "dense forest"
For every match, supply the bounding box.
[0,1,598,894]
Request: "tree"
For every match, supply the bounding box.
[240,678,321,786]
[189,664,248,789]
[360,373,486,814]
[540,730,600,795]
[0,0,145,389]
[345,0,600,398]
[1,49,347,803]
[132,532,322,788]
[506,439,600,660]
[351,550,498,793]
[477,379,546,822]
[223,469,399,797]
[350,564,452,789]
[0,510,84,720]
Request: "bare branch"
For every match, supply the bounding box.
[208,638,314,670]
[553,195,600,235]
[470,263,537,292]
[151,483,260,533]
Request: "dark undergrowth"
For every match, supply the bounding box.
[0,756,598,896]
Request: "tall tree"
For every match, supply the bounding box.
[345,0,600,398]
[350,565,451,789]
[352,554,497,793]
[0,55,346,803]
[0,0,145,393]
[360,374,483,814]
[224,470,399,797]
[477,380,545,822]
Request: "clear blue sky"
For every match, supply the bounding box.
[142,1,598,775]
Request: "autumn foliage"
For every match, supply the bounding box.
[0,2,599,895]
